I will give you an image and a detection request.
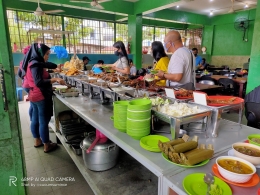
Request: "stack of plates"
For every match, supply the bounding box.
[140,135,170,152]
[127,99,152,140]
[113,101,129,132]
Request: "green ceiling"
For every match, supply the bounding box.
[3,0,210,28]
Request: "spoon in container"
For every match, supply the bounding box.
[204,173,214,195]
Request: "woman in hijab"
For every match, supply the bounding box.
[22,43,65,153]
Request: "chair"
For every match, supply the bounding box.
[245,102,260,129]
[217,78,236,95]
[15,75,23,101]
[199,80,215,85]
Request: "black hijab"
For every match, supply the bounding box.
[20,43,50,79]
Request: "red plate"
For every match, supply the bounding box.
[207,96,244,107]
[212,164,259,187]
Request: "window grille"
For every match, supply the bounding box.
[116,23,128,46]
[100,21,114,54]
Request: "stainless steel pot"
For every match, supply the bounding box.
[80,133,119,171]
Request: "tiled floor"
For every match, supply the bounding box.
[19,101,95,195]
[19,101,249,195]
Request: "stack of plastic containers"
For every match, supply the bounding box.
[113,101,129,132]
[126,99,152,140]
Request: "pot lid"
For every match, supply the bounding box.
[82,133,113,150]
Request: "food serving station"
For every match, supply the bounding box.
[49,68,260,195]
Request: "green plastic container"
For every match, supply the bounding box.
[248,134,260,147]
[127,109,151,120]
[128,99,152,111]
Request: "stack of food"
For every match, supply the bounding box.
[159,135,214,166]
[63,55,84,75]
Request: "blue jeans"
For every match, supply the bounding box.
[23,88,33,121]
[30,100,51,143]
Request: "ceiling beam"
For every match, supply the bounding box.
[134,0,180,15]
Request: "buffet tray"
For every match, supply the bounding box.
[189,101,244,137]
[60,92,79,98]
[152,103,212,124]
[152,102,212,139]
[89,83,101,99]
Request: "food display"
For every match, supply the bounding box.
[216,156,256,184]
[207,97,237,104]
[251,138,260,144]
[65,55,84,70]
[206,96,244,106]
[159,135,214,166]
[234,146,260,157]
[158,102,204,117]
[144,97,169,106]
[232,142,260,165]
[65,67,80,76]
[175,88,193,99]
[218,159,253,174]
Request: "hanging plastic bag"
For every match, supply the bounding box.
[51,46,68,59]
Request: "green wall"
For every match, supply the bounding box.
[12,53,133,67]
[206,10,256,56]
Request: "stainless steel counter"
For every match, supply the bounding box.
[52,94,260,195]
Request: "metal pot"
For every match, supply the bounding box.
[80,132,119,171]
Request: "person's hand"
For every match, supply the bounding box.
[55,78,66,85]
[111,65,117,70]
[156,70,165,78]
[144,74,152,79]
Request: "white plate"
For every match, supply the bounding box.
[53,85,67,89]
[228,149,260,168]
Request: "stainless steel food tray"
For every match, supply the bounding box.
[189,101,244,137]
[60,91,79,98]
[89,83,101,99]
[152,102,212,139]
[58,73,67,81]
[115,89,161,101]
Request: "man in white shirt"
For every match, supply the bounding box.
[157,30,196,90]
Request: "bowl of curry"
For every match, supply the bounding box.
[216,156,256,183]
[232,142,260,165]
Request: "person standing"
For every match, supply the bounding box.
[21,43,66,153]
[192,48,202,67]
[156,30,195,90]
[107,41,130,75]
[82,56,91,71]
[146,41,169,86]
[129,59,137,76]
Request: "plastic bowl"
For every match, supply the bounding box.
[232,142,260,165]
[248,134,260,147]
[216,156,256,183]
[128,99,152,111]
[127,109,151,120]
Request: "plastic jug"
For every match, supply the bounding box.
[86,129,108,153]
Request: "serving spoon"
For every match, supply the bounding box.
[204,173,214,195]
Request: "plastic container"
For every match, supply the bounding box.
[127,109,151,120]
[128,99,152,111]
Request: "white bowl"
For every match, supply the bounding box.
[216,156,256,183]
[232,142,260,166]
